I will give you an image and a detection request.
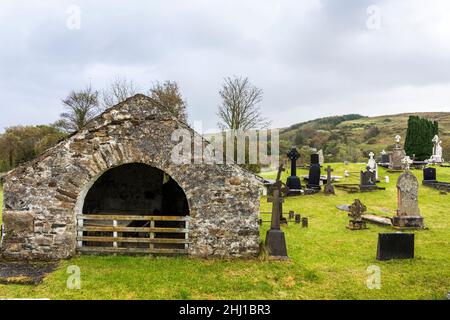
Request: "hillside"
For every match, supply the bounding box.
[280,112,450,162]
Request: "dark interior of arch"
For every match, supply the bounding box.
[83,163,189,216]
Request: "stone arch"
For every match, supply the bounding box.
[1,95,261,260]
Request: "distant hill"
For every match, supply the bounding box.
[280,112,450,162]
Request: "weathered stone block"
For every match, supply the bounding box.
[3,211,35,235]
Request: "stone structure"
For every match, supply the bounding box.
[393,165,424,228]
[380,150,390,167]
[1,95,261,260]
[318,149,324,166]
[367,152,378,181]
[265,189,288,259]
[286,147,302,191]
[423,167,437,183]
[360,169,377,191]
[307,154,321,191]
[427,135,444,164]
[266,166,288,259]
[347,199,367,230]
[377,233,415,261]
[324,166,335,195]
[389,135,406,170]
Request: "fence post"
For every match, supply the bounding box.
[113,220,118,248]
[149,220,155,251]
[77,217,83,248]
[185,217,190,250]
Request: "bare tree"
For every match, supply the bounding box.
[217,76,270,131]
[149,81,188,122]
[55,86,100,132]
[102,76,138,109]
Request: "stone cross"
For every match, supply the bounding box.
[348,199,367,222]
[381,149,387,155]
[269,189,282,230]
[432,135,439,144]
[326,165,333,183]
[324,165,335,195]
[287,147,300,177]
[268,164,288,223]
[395,135,401,144]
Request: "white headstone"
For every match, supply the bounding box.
[395,135,401,144]
[385,176,390,183]
[402,156,413,170]
[344,170,350,177]
[428,135,444,163]
[367,151,378,180]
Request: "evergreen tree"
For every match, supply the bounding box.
[404,115,439,160]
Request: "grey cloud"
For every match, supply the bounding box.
[1,0,450,131]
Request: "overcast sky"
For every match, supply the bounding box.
[1,0,450,132]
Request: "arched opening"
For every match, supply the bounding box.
[77,163,190,255]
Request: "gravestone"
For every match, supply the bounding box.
[385,176,390,183]
[265,189,288,259]
[295,214,301,224]
[380,150,390,165]
[289,211,295,220]
[376,233,415,261]
[324,165,335,195]
[347,199,367,230]
[360,169,377,191]
[367,152,379,181]
[423,167,437,183]
[302,217,308,228]
[427,135,444,163]
[307,154,321,190]
[268,165,288,224]
[286,147,302,190]
[393,167,424,228]
[318,149,324,166]
[389,135,406,170]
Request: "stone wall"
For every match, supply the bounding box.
[1,95,261,260]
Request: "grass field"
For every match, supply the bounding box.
[0,163,449,300]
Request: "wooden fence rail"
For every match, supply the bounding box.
[76,214,190,255]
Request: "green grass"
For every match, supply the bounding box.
[0,164,449,300]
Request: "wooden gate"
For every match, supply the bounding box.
[76,214,190,255]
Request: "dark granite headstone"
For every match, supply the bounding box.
[423,167,437,183]
[307,154,321,190]
[302,217,308,228]
[265,189,288,259]
[376,233,414,261]
[289,211,295,220]
[286,147,302,190]
[360,170,377,190]
[295,214,301,224]
[381,154,390,164]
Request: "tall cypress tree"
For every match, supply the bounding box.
[404,115,438,160]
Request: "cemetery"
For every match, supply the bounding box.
[0,100,449,300]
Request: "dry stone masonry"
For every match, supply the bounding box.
[1,95,261,260]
